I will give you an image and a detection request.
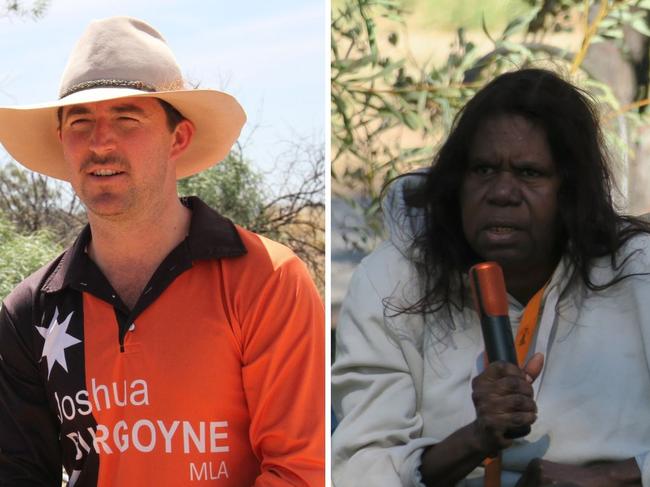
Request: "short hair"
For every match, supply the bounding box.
[395,68,650,318]
[56,98,186,131]
[157,98,185,131]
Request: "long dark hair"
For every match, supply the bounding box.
[396,68,650,317]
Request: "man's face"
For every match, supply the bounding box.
[59,97,189,219]
[460,114,562,276]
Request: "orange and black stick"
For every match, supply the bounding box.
[469,261,530,439]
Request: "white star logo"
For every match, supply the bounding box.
[35,307,81,379]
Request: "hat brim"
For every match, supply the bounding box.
[0,88,246,181]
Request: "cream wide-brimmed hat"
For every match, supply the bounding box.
[0,16,246,181]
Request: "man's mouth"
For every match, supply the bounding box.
[90,169,125,177]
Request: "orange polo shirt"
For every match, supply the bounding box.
[0,197,324,486]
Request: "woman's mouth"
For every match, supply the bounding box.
[488,226,516,234]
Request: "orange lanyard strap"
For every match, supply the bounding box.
[514,285,545,366]
[483,284,546,487]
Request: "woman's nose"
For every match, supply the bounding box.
[486,170,523,206]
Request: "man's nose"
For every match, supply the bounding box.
[486,170,522,206]
[88,119,116,155]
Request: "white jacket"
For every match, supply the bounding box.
[332,175,650,486]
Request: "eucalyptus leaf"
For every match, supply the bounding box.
[590,34,605,44]
[501,5,542,39]
[495,40,533,58]
[630,16,650,37]
[347,59,405,82]
[481,13,496,45]
[416,90,428,114]
[403,111,422,130]
[332,55,375,73]
[597,17,618,30]
[434,87,462,98]
[604,29,624,39]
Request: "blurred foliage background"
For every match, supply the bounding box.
[332,0,650,251]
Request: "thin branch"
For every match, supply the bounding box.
[571,0,611,73]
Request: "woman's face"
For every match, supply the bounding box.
[460,114,562,278]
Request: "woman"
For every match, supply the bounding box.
[332,68,650,486]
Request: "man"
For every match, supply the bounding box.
[0,17,324,486]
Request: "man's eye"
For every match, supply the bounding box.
[118,116,138,122]
[69,118,90,127]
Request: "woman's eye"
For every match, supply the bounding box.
[472,165,495,176]
[519,168,542,177]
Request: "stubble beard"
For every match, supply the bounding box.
[77,153,136,219]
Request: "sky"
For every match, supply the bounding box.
[0,0,326,180]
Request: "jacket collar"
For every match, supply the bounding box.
[42,196,246,293]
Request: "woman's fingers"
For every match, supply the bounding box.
[471,360,540,453]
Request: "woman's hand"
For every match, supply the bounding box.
[419,353,545,486]
[515,458,642,487]
[470,353,544,455]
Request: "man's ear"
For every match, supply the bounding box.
[169,119,195,160]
